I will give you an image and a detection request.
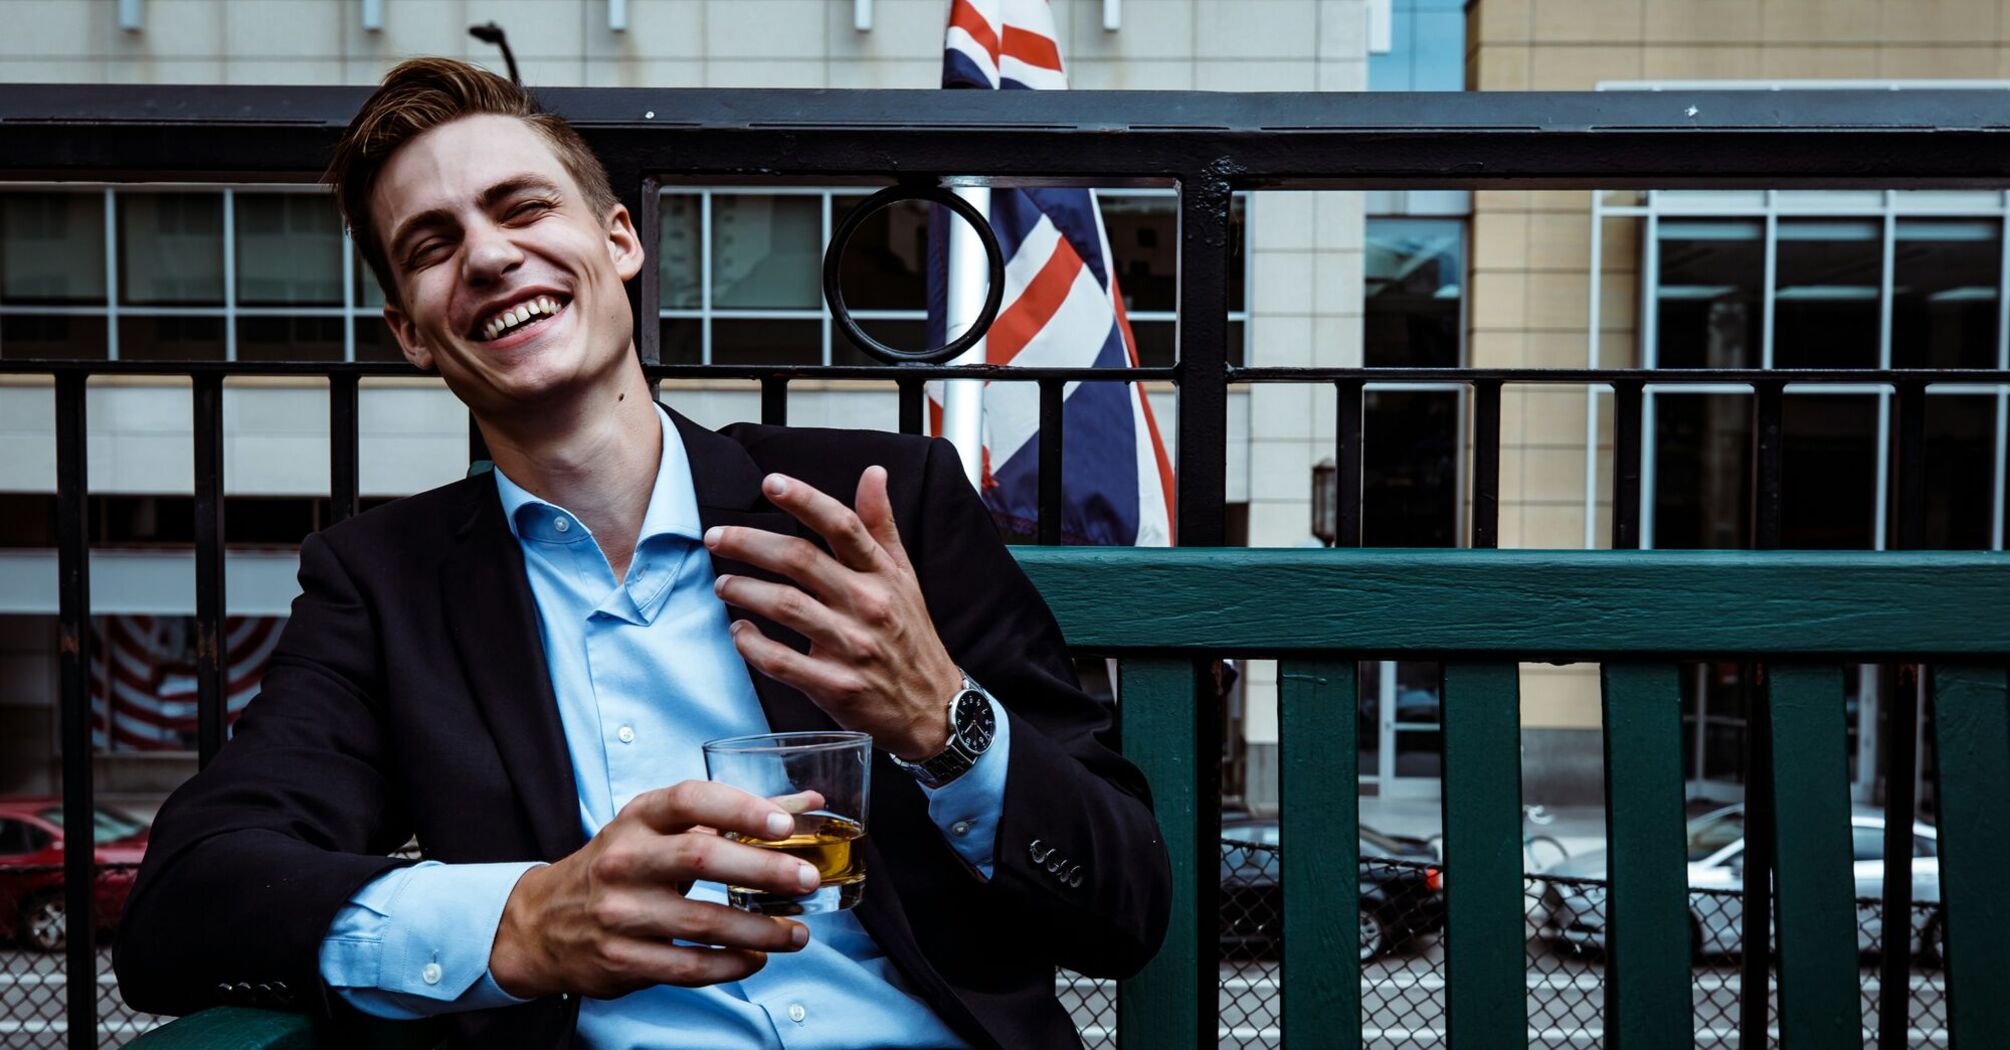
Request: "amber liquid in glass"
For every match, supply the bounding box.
[728,812,867,915]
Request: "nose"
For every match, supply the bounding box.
[460,216,523,287]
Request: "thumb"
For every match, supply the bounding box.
[856,466,911,571]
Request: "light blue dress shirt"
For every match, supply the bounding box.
[318,404,1008,1049]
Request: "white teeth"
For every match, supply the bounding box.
[479,296,564,341]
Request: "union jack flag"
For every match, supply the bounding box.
[89,615,284,751]
[928,0,1175,546]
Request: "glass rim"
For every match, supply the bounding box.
[701,729,871,755]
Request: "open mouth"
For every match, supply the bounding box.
[472,293,570,343]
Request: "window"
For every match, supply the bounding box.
[0,818,51,855]
[658,188,1249,367]
[1368,0,1466,93]
[1852,825,1885,862]
[0,187,383,362]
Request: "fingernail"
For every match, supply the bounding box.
[766,812,792,838]
[797,863,819,890]
[704,527,721,548]
[789,923,809,947]
[764,474,789,496]
[730,620,747,635]
[713,574,730,593]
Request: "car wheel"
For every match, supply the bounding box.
[22,891,64,953]
[1359,907,1390,962]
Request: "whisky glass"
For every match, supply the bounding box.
[702,730,871,915]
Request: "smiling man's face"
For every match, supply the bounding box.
[372,113,643,417]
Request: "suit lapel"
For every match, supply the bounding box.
[440,479,586,861]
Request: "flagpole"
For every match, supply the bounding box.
[941,186,991,488]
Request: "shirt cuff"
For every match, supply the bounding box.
[919,693,1011,879]
[318,860,542,1018]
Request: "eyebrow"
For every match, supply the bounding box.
[386,174,566,264]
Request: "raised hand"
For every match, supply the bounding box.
[705,466,963,761]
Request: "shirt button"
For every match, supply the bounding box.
[420,962,442,986]
[617,725,636,744]
[950,820,971,836]
[787,1003,807,1023]
[554,517,571,533]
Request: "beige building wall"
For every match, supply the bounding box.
[1467,0,2010,773]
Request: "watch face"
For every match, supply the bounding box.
[954,691,995,752]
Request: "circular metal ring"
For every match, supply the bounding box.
[822,184,1005,365]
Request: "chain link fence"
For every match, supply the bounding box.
[1,856,1952,1048]
[1067,840,1951,1050]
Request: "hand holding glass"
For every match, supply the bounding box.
[702,731,870,915]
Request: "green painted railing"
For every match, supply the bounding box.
[131,546,2010,1049]
[1014,546,2010,1050]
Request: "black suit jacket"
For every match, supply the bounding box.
[114,408,1170,1050]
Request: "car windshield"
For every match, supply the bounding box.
[1360,827,1410,858]
[1686,811,1744,862]
[38,806,148,843]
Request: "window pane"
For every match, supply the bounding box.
[1130,320,1173,368]
[1101,193,1247,315]
[659,193,701,310]
[1924,393,1998,550]
[1,192,106,304]
[237,316,344,362]
[1656,219,1763,369]
[1892,218,2001,370]
[1781,395,1877,549]
[831,195,928,311]
[1366,218,1463,368]
[712,318,820,366]
[1653,393,1752,548]
[1851,826,1884,862]
[1773,218,1880,370]
[236,194,343,306]
[356,250,387,309]
[711,195,820,309]
[1,315,107,359]
[659,318,701,365]
[121,315,225,361]
[119,193,225,305]
[353,317,404,362]
[1363,389,1460,546]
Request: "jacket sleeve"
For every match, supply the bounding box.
[910,438,1172,978]
[114,530,419,1020]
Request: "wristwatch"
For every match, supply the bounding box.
[890,672,996,788]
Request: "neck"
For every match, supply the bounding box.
[477,360,661,579]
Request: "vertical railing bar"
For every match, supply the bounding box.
[1114,657,1210,1050]
[1611,379,1645,550]
[897,374,925,435]
[1599,663,1693,1050]
[1037,378,1064,545]
[1336,379,1364,547]
[1767,663,1862,1048]
[1741,377,1786,1048]
[1440,662,1525,1047]
[1930,665,2010,1047]
[1470,379,1502,548]
[633,174,662,367]
[192,373,228,767]
[328,372,360,525]
[1878,380,1927,1050]
[55,373,97,1050]
[760,376,789,426]
[1174,176,1231,546]
[1280,659,1360,1050]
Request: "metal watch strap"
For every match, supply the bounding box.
[893,672,988,788]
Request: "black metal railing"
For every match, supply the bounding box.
[3,86,2007,1048]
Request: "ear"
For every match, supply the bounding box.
[603,202,644,282]
[381,303,435,372]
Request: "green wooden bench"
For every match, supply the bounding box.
[128,547,2010,1049]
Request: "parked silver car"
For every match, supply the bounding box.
[1534,804,1943,961]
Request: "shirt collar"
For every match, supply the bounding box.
[492,404,704,547]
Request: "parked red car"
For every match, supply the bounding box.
[0,797,150,952]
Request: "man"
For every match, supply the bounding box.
[114,57,1169,1050]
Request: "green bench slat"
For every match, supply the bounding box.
[1114,657,1207,1050]
[1930,665,2010,1047]
[1766,664,1860,1047]
[1440,662,1527,1048]
[1280,660,1361,1050]
[1598,663,1693,1050]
